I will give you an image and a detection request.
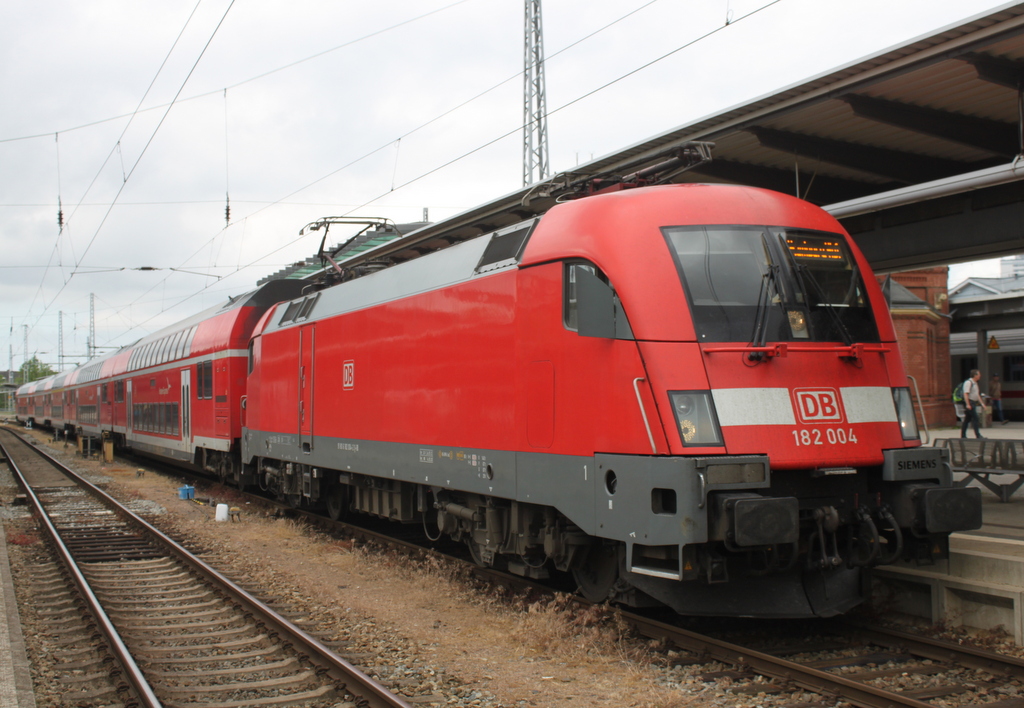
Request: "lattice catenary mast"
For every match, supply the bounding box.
[523,0,550,187]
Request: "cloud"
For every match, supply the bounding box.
[0,0,1008,365]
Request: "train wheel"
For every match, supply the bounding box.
[467,540,489,567]
[217,459,231,486]
[325,487,347,521]
[572,543,619,603]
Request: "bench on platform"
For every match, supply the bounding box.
[932,438,1024,502]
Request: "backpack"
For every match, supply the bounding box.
[952,382,964,403]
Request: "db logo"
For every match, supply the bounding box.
[342,361,355,389]
[793,388,843,423]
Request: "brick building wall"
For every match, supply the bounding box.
[879,267,955,428]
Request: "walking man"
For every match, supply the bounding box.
[961,369,985,439]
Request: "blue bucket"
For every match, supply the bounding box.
[178,485,194,500]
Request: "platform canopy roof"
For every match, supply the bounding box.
[576,3,1024,206]
[318,2,1024,275]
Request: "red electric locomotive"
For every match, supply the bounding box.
[242,183,982,618]
[14,182,980,618]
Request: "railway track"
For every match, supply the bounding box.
[216,457,1024,708]
[0,426,411,708]
[9,424,1024,708]
[134,438,1024,708]
[627,613,1024,708]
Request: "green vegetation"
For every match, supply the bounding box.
[19,356,56,385]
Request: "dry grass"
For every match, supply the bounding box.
[509,594,654,665]
[351,541,658,669]
[100,462,686,705]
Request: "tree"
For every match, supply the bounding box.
[19,356,56,385]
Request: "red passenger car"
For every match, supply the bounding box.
[15,280,303,476]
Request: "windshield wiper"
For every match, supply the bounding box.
[794,264,854,346]
[749,263,781,353]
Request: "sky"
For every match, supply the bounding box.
[0,0,1016,372]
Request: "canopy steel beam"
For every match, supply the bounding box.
[965,52,1024,90]
[842,94,1018,157]
[691,159,895,205]
[747,127,994,183]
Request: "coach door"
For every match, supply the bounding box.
[299,324,315,453]
[181,369,191,449]
[126,380,133,434]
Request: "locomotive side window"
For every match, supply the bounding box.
[663,225,879,344]
[279,301,302,325]
[564,262,597,332]
[563,262,633,340]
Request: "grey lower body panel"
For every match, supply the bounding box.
[627,564,864,618]
[130,438,194,463]
[243,429,765,550]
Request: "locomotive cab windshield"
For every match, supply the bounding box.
[664,225,879,344]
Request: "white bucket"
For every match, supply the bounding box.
[215,503,229,522]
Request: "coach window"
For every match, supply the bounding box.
[171,330,185,360]
[563,261,633,340]
[204,360,213,398]
[115,380,124,403]
[101,384,108,404]
[196,360,213,399]
[184,326,198,358]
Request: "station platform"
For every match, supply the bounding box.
[875,421,1024,643]
[0,424,37,707]
[0,513,36,707]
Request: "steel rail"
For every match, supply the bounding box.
[0,434,162,708]
[842,620,1024,678]
[624,612,936,708]
[6,431,413,708]
[81,431,1024,708]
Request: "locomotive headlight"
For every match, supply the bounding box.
[892,387,920,441]
[787,309,809,339]
[669,391,723,446]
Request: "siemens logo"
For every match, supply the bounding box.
[897,459,938,470]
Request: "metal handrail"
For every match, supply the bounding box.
[632,377,657,454]
[906,375,930,445]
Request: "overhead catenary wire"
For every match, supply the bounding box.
[95,0,782,347]
[55,133,64,232]
[0,0,478,146]
[25,0,237,340]
[14,0,497,343]
[224,88,231,227]
[93,0,674,333]
[18,0,208,339]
